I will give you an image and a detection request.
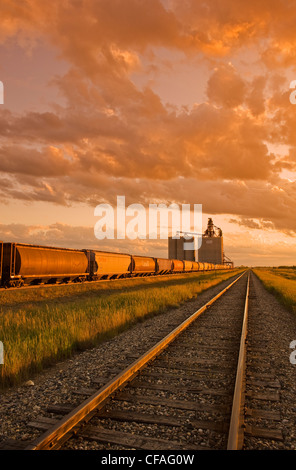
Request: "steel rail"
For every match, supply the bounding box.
[227,271,250,450]
[26,270,247,450]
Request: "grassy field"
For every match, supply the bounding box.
[0,269,242,388]
[253,267,296,313]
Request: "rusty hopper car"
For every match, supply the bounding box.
[155,258,172,274]
[192,261,199,271]
[2,243,88,287]
[131,256,155,276]
[86,250,131,280]
[171,259,184,272]
[183,260,193,272]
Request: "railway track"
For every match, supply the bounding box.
[1,270,288,450]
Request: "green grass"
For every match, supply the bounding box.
[253,268,296,314]
[0,269,242,388]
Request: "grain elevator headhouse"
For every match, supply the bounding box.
[198,218,223,264]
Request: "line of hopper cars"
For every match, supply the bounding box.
[0,241,231,288]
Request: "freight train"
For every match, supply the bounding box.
[0,242,231,288]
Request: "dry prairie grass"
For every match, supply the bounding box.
[253,268,296,314]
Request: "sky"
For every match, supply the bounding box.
[0,0,296,266]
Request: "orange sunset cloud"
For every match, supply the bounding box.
[0,0,296,265]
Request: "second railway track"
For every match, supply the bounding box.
[2,269,294,451]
